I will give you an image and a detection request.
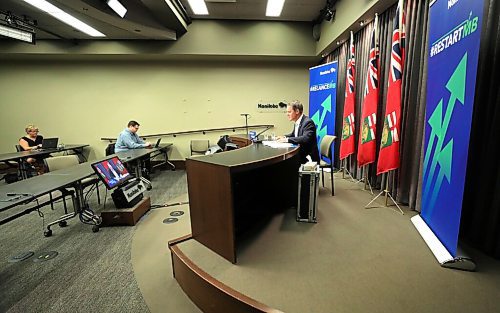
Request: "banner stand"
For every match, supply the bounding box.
[365,170,403,214]
[354,165,374,194]
[411,215,475,271]
[341,156,356,182]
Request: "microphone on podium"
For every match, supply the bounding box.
[252,127,272,143]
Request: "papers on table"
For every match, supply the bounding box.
[262,141,295,148]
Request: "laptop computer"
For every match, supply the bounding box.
[154,138,161,148]
[41,138,59,149]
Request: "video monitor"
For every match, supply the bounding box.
[91,156,132,190]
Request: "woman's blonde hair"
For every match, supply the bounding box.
[25,124,39,134]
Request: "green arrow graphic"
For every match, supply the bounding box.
[423,53,467,203]
[423,99,443,177]
[311,95,332,130]
[427,139,453,213]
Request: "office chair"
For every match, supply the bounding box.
[105,143,115,156]
[318,135,336,196]
[190,139,210,156]
[44,155,101,212]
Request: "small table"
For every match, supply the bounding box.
[0,144,90,179]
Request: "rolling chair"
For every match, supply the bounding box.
[318,135,336,196]
[105,143,115,156]
[190,139,210,156]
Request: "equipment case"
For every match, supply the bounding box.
[297,164,320,223]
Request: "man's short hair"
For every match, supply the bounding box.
[288,100,304,113]
[128,120,140,127]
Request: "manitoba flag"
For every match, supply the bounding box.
[377,0,405,174]
[340,31,356,160]
[357,16,379,167]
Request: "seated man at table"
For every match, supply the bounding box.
[115,120,152,178]
[114,120,152,152]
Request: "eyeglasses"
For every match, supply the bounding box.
[29,130,39,133]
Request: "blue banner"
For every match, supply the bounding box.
[309,62,338,158]
[422,0,484,256]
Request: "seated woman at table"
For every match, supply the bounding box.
[19,124,45,174]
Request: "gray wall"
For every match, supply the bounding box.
[0,59,310,159]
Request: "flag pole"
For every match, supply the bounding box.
[354,165,374,194]
[363,165,374,194]
[342,155,356,182]
[364,170,403,214]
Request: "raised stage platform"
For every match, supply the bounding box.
[164,177,500,313]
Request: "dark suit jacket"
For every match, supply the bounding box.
[286,115,320,163]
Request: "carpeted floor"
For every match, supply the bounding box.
[0,168,188,313]
[2,169,500,313]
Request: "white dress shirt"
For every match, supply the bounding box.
[294,114,304,137]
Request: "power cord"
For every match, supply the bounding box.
[150,201,189,209]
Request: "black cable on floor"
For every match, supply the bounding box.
[150,201,189,209]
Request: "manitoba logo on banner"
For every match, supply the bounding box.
[357,16,379,167]
[339,31,356,160]
[377,0,405,174]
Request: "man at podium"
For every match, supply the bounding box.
[277,100,320,163]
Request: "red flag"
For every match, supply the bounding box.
[357,16,379,167]
[340,31,356,160]
[377,0,405,174]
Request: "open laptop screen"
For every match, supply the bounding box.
[91,156,131,189]
[41,138,58,149]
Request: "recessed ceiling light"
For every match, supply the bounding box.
[106,0,127,18]
[266,0,285,17]
[186,0,209,15]
[21,0,105,37]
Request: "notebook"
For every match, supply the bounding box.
[41,138,59,149]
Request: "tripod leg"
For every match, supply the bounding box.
[387,192,404,215]
[365,190,385,208]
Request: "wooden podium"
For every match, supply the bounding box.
[101,196,151,226]
[186,141,299,263]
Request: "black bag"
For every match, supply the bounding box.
[4,173,19,184]
[217,135,233,150]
